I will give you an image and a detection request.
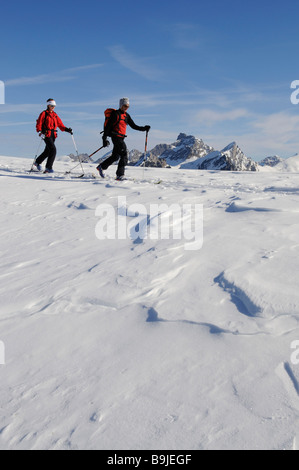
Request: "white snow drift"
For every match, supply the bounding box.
[1,155,299,450]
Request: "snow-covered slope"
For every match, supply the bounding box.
[1,155,299,450]
[275,153,299,172]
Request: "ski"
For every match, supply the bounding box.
[1,166,162,184]
[25,169,91,180]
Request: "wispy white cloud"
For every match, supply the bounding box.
[0,120,34,127]
[253,111,299,138]
[194,108,251,125]
[202,110,299,159]
[0,103,41,113]
[5,64,103,87]
[6,74,74,87]
[248,111,299,155]
[64,64,103,73]
[108,45,163,81]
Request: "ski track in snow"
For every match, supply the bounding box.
[1,156,299,449]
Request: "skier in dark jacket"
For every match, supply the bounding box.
[97,98,150,180]
[34,99,73,173]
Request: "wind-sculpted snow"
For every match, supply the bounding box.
[1,156,299,450]
[214,272,262,318]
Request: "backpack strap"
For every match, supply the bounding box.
[41,109,48,134]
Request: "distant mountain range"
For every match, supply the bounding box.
[69,133,298,172]
[259,156,284,167]
[128,133,259,171]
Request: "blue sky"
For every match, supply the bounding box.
[1,0,299,160]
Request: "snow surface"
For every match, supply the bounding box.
[1,155,299,450]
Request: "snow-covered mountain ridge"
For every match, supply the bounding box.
[69,133,299,173]
[129,133,259,171]
[259,155,284,167]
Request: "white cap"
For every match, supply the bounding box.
[119,97,130,108]
[47,99,56,107]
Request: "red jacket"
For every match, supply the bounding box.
[104,109,145,138]
[36,110,66,138]
[115,110,128,136]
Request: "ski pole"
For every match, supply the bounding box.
[142,130,149,178]
[65,144,108,174]
[88,144,108,160]
[29,136,44,173]
[70,133,85,177]
[145,130,149,155]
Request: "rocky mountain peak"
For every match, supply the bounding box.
[129,133,258,171]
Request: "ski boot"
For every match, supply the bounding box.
[96,164,105,178]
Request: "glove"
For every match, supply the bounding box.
[65,127,73,134]
[102,136,110,148]
[38,132,45,139]
[143,125,151,132]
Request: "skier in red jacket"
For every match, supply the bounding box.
[97,97,150,180]
[34,99,73,173]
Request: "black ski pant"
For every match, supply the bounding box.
[36,131,57,170]
[101,136,128,177]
